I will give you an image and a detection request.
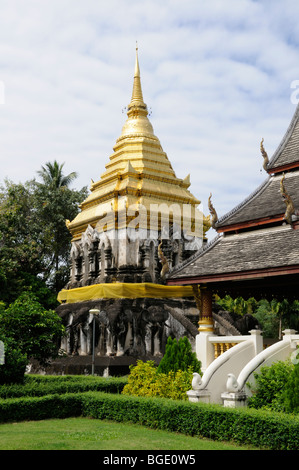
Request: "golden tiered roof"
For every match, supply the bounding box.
[68,48,210,240]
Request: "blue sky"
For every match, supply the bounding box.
[1,0,299,239]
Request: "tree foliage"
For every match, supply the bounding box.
[247,354,299,414]
[157,336,201,375]
[0,334,28,385]
[122,360,194,401]
[283,360,299,413]
[0,161,88,307]
[216,295,299,339]
[0,292,65,368]
[34,161,88,293]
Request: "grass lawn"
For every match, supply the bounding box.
[0,417,258,450]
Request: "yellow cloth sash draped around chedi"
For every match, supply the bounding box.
[57,283,194,304]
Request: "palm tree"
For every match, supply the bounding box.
[37,161,77,189]
[36,161,81,292]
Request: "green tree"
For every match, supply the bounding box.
[0,333,28,384]
[0,162,87,306]
[35,160,87,293]
[247,360,295,412]
[157,337,201,375]
[37,161,78,189]
[0,179,47,305]
[217,295,299,339]
[216,295,257,316]
[283,354,299,413]
[0,292,65,368]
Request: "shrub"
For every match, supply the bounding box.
[122,360,193,400]
[81,393,299,450]
[0,392,298,449]
[0,394,82,422]
[0,335,28,385]
[0,374,128,398]
[283,353,299,413]
[247,360,294,412]
[157,337,201,375]
[0,292,65,367]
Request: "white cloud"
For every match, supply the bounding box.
[0,0,299,241]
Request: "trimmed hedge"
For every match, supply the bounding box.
[0,375,128,398]
[0,391,298,450]
[0,394,82,422]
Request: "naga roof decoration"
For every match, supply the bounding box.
[260,138,269,172]
[208,193,218,229]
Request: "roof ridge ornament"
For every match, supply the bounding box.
[280,173,295,224]
[208,193,218,229]
[260,138,269,171]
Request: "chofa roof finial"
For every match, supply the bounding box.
[208,193,218,229]
[260,138,269,171]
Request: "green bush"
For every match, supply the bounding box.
[0,292,65,369]
[283,359,299,413]
[82,393,299,450]
[157,337,201,374]
[0,392,298,449]
[0,335,28,385]
[0,393,82,422]
[0,374,128,398]
[247,360,295,412]
[122,360,193,401]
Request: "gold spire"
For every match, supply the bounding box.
[129,43,145,107]
[120,45,153,137]
[66,47,211,241]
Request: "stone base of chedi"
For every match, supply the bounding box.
[29,296,199,376]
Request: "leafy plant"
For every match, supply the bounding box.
[0,164,88,306]
[0,292,65,376]
[0,334,28,384]
[283,349,299,413]
[157,337,201,375]
[247,360,294,412]
[122,359,195,401]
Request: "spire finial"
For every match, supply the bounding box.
[129,43,145,106]
[120,44,153,137]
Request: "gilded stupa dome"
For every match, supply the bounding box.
[67,47,210,241]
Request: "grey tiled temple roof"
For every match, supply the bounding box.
[216,170,299,228]
[267,102,299,171]
[168,100,299,286]
[168,225,299,280]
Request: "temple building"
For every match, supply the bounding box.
[54,49,211,374]
[167,99,299,334]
